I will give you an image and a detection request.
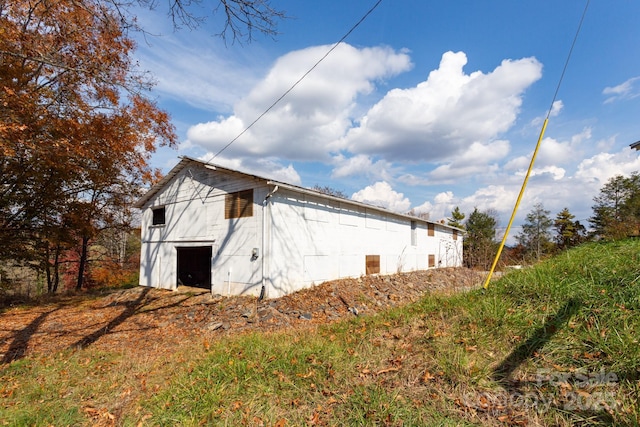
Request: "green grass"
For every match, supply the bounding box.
[2,239,640,425]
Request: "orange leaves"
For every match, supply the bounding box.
[84,406,116,425]
[1,0,177,271]
[296,369,315,379]
[358,356,404,378]
[421,370,435,383]
[374,366,400,375]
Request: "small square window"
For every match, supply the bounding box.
[152,207,165,225]
[428,254,436,268]
[366,255,380,275]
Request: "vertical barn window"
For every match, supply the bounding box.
[411,221,417,246]
[453,229,458,241]
[428,254,436,268]
[152,207,165,225]
[427,223,435,237]
[225,189,253,219]
[366,255,380,275]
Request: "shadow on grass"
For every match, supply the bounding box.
[71,287,152,349]
[491,298,620,424]
[70,287,201,350]
[1,287,207,363]
[2,307,61,364]
[493,298,582,382]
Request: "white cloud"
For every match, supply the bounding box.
[504,155,530,171]
[550,100,564,117]
[508,128,591,170]
[536,137,575,165]
[530,100,564,128]
[330,154,396,181]
[603,76,640,103]
[409,144,640,238]
[351,181,411,212]
[185,43,412,161]
[427,140,509,183]
[413,191,457,221]
[575,149,640,186]
[526,165,566,180]
[337,51,542,161]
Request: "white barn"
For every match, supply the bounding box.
[134,156,463,299]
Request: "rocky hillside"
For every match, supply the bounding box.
[1,268,484,363]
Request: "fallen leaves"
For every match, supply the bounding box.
[375,366,400,375]
[84,407,115,425]
[0,269,483,365]
[421,370,435,383]
[0,268,484,426]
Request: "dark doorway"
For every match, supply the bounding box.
[176,246,212,289]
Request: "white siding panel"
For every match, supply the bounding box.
[386,216,405,232]
[180,199,207,239]
[339,203,365,226]
[339,255,362,277]
[211,254,261,296]
[365,209,384,230]
[304,255,336,282]
[304,196,335,222]
[139,242,175,290]
[416,253,428,270]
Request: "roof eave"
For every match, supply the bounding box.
[133,156,464,232]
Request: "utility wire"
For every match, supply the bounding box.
[204,0,384,163]
[482,0,591,290]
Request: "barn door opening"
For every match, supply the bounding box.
[176,246,212,289]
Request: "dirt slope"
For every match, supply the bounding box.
[0,268,484,363]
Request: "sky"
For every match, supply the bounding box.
[132,0,640,242]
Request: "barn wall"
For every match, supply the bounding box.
[139,163,268,295]
[265,189,463,298]
[138,160,463,299]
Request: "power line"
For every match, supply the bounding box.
[203,0,384,163]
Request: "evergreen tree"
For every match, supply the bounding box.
[516,203,553,261]
[447,206,465,229]
[463,208,498,269]
[554,207,586,250]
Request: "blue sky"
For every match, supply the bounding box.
[133,0,640,240]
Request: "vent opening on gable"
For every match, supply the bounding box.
[225,189,253,219]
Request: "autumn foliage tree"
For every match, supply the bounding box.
[0,0,176,292]
[1,0,288,293]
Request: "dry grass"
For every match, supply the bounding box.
[1,240,640,425]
